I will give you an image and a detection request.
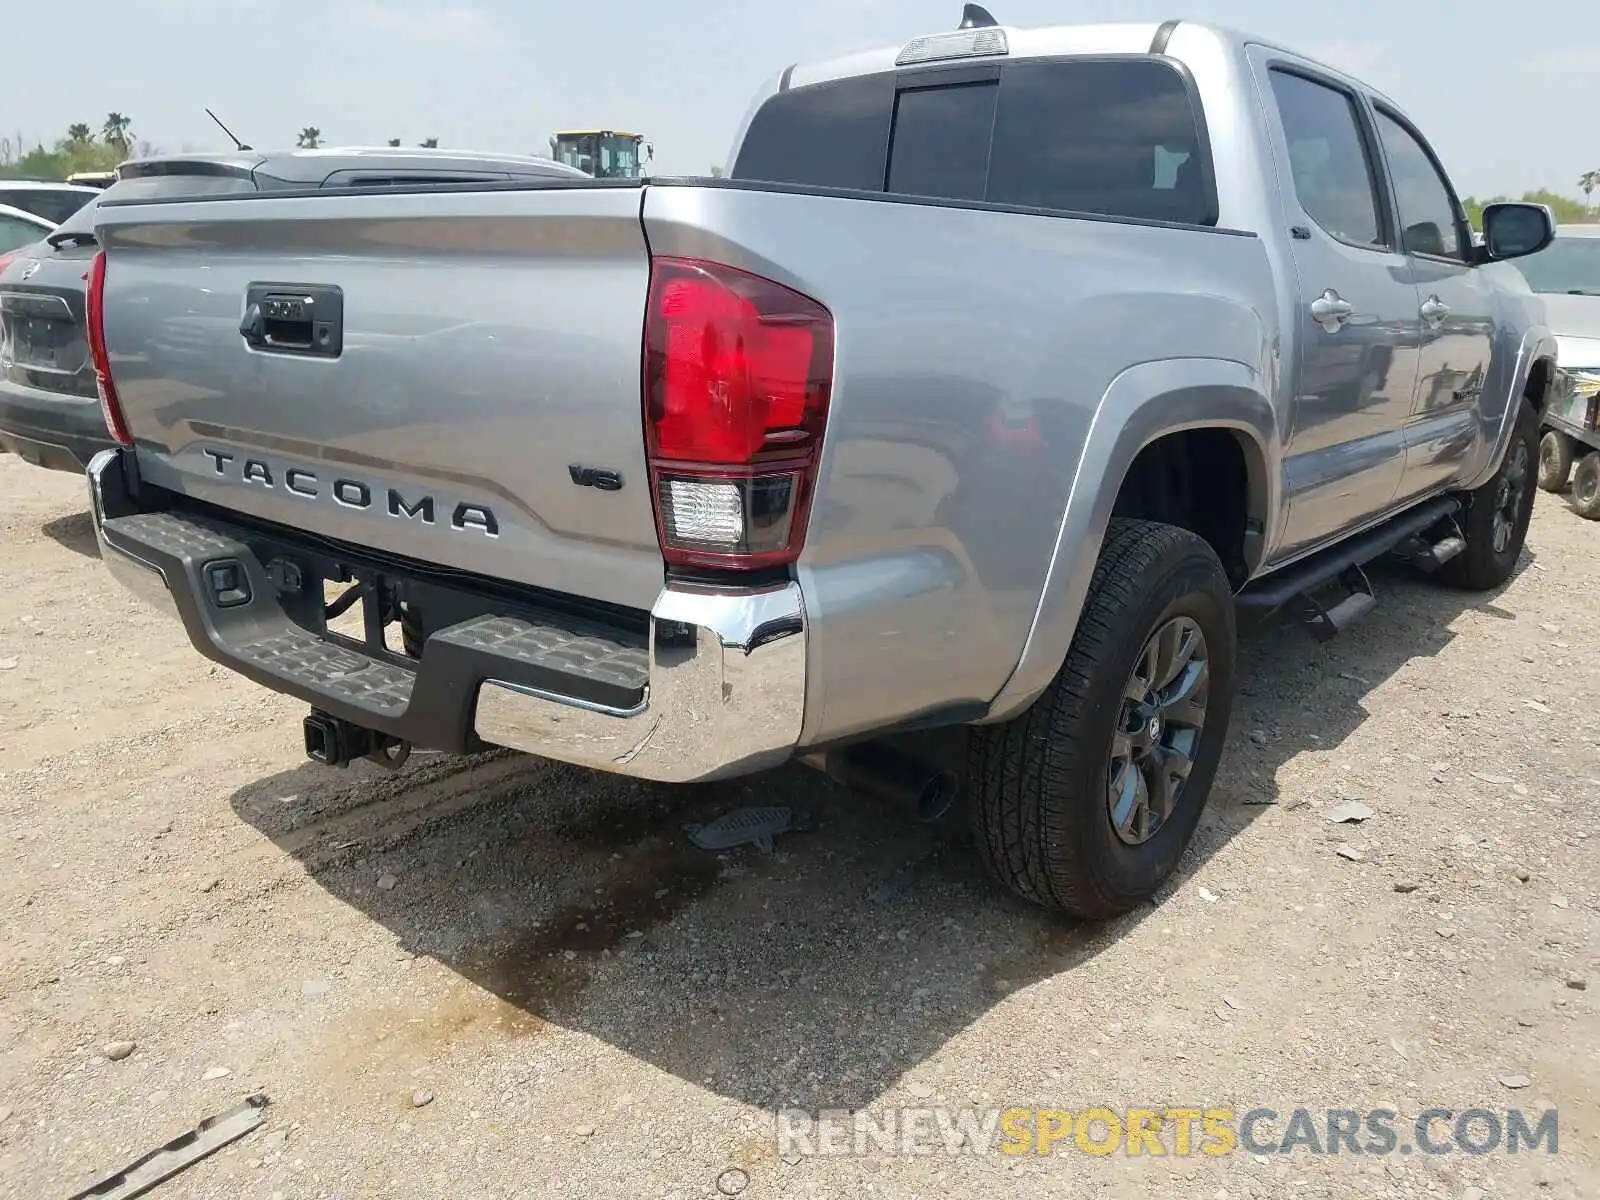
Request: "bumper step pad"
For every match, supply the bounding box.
[234,627,416,717]
[98,507,649,749]
[434,615,648,699]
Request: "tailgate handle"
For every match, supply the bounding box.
[241,284,343,358]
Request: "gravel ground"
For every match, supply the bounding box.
[0,452,1596,1200]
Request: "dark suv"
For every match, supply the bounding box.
[0,148,582,471]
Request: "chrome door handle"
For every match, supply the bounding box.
[1310,288,1354,333]
[1420,295,1451,324]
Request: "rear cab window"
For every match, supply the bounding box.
[733,56,1217,227]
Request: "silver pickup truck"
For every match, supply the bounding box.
[83,10,1560,917]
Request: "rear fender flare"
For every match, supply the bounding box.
[982,357,1278,723]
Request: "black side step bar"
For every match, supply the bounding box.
[1237,496,1461,634]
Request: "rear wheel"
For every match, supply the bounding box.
[1538,430,1574,492]
[1573,452,1600,520]
[1436,400,1538,591]
[967,519,1236,918]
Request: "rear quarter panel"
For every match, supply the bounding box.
[645,184,1280,745]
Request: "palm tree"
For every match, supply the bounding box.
[419,137,438,149]
[296,126,322,149]
[66,123,94,145]
[101,113,132,154]
[1582,170,1600,215]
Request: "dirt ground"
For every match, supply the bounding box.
[0,451,1595,1200]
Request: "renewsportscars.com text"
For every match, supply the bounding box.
[775,1105,1560,1159]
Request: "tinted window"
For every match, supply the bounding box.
[1269,70,1384,248]
[0,214,47,251]
[3,189,94,224]
[887,82,996,202]
[1373,109,1462,260]
[987,59,1213,224]
[734,59,1216,224]
[732,73,894,191]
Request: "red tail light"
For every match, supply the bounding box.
[85,249,133,447]
[643,257,834,569]
[0,251,18,274]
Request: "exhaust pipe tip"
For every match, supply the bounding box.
[826,743,963,824]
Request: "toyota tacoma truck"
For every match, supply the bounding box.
[82,10,1559,917]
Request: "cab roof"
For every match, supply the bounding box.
[782,17,1406,114]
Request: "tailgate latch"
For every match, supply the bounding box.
[240,283,343,358]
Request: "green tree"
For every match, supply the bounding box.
[419,137,438,148]
[387,137,401,147]
[1581,170,1600,214]
[101,113,132,154]
[708,164,725,178]
[66,123,94,145]
[296,126,321,149]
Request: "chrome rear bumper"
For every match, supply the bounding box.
[88,448,807,782]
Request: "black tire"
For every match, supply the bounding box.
[1538,430,1574,493]
[1436,401,1538,591]
[967,519,1236,918]
[1573,451,1600,520]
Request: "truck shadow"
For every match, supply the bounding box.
[41,510,101,560]
[225,555,1525,1113]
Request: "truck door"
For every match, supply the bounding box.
[1366,104,1496,502]
[1251,54,1422,561]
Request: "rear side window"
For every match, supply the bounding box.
[733,57,1216,226]
[987,60,1211,223]
[1268,70,1385,249]
[3,189,94,224]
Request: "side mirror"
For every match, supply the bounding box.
[1481,202,1555,262]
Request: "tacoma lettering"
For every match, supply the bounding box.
[332,479,371,508]
[453,504,499,537]
[195,447,497,537]
[388,491,435,524]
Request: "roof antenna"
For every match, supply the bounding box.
[204,107,252,152]
[959,4,998,28]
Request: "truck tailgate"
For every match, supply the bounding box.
[93,184,663,611]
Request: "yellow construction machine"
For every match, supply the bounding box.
[548,130,652,179]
